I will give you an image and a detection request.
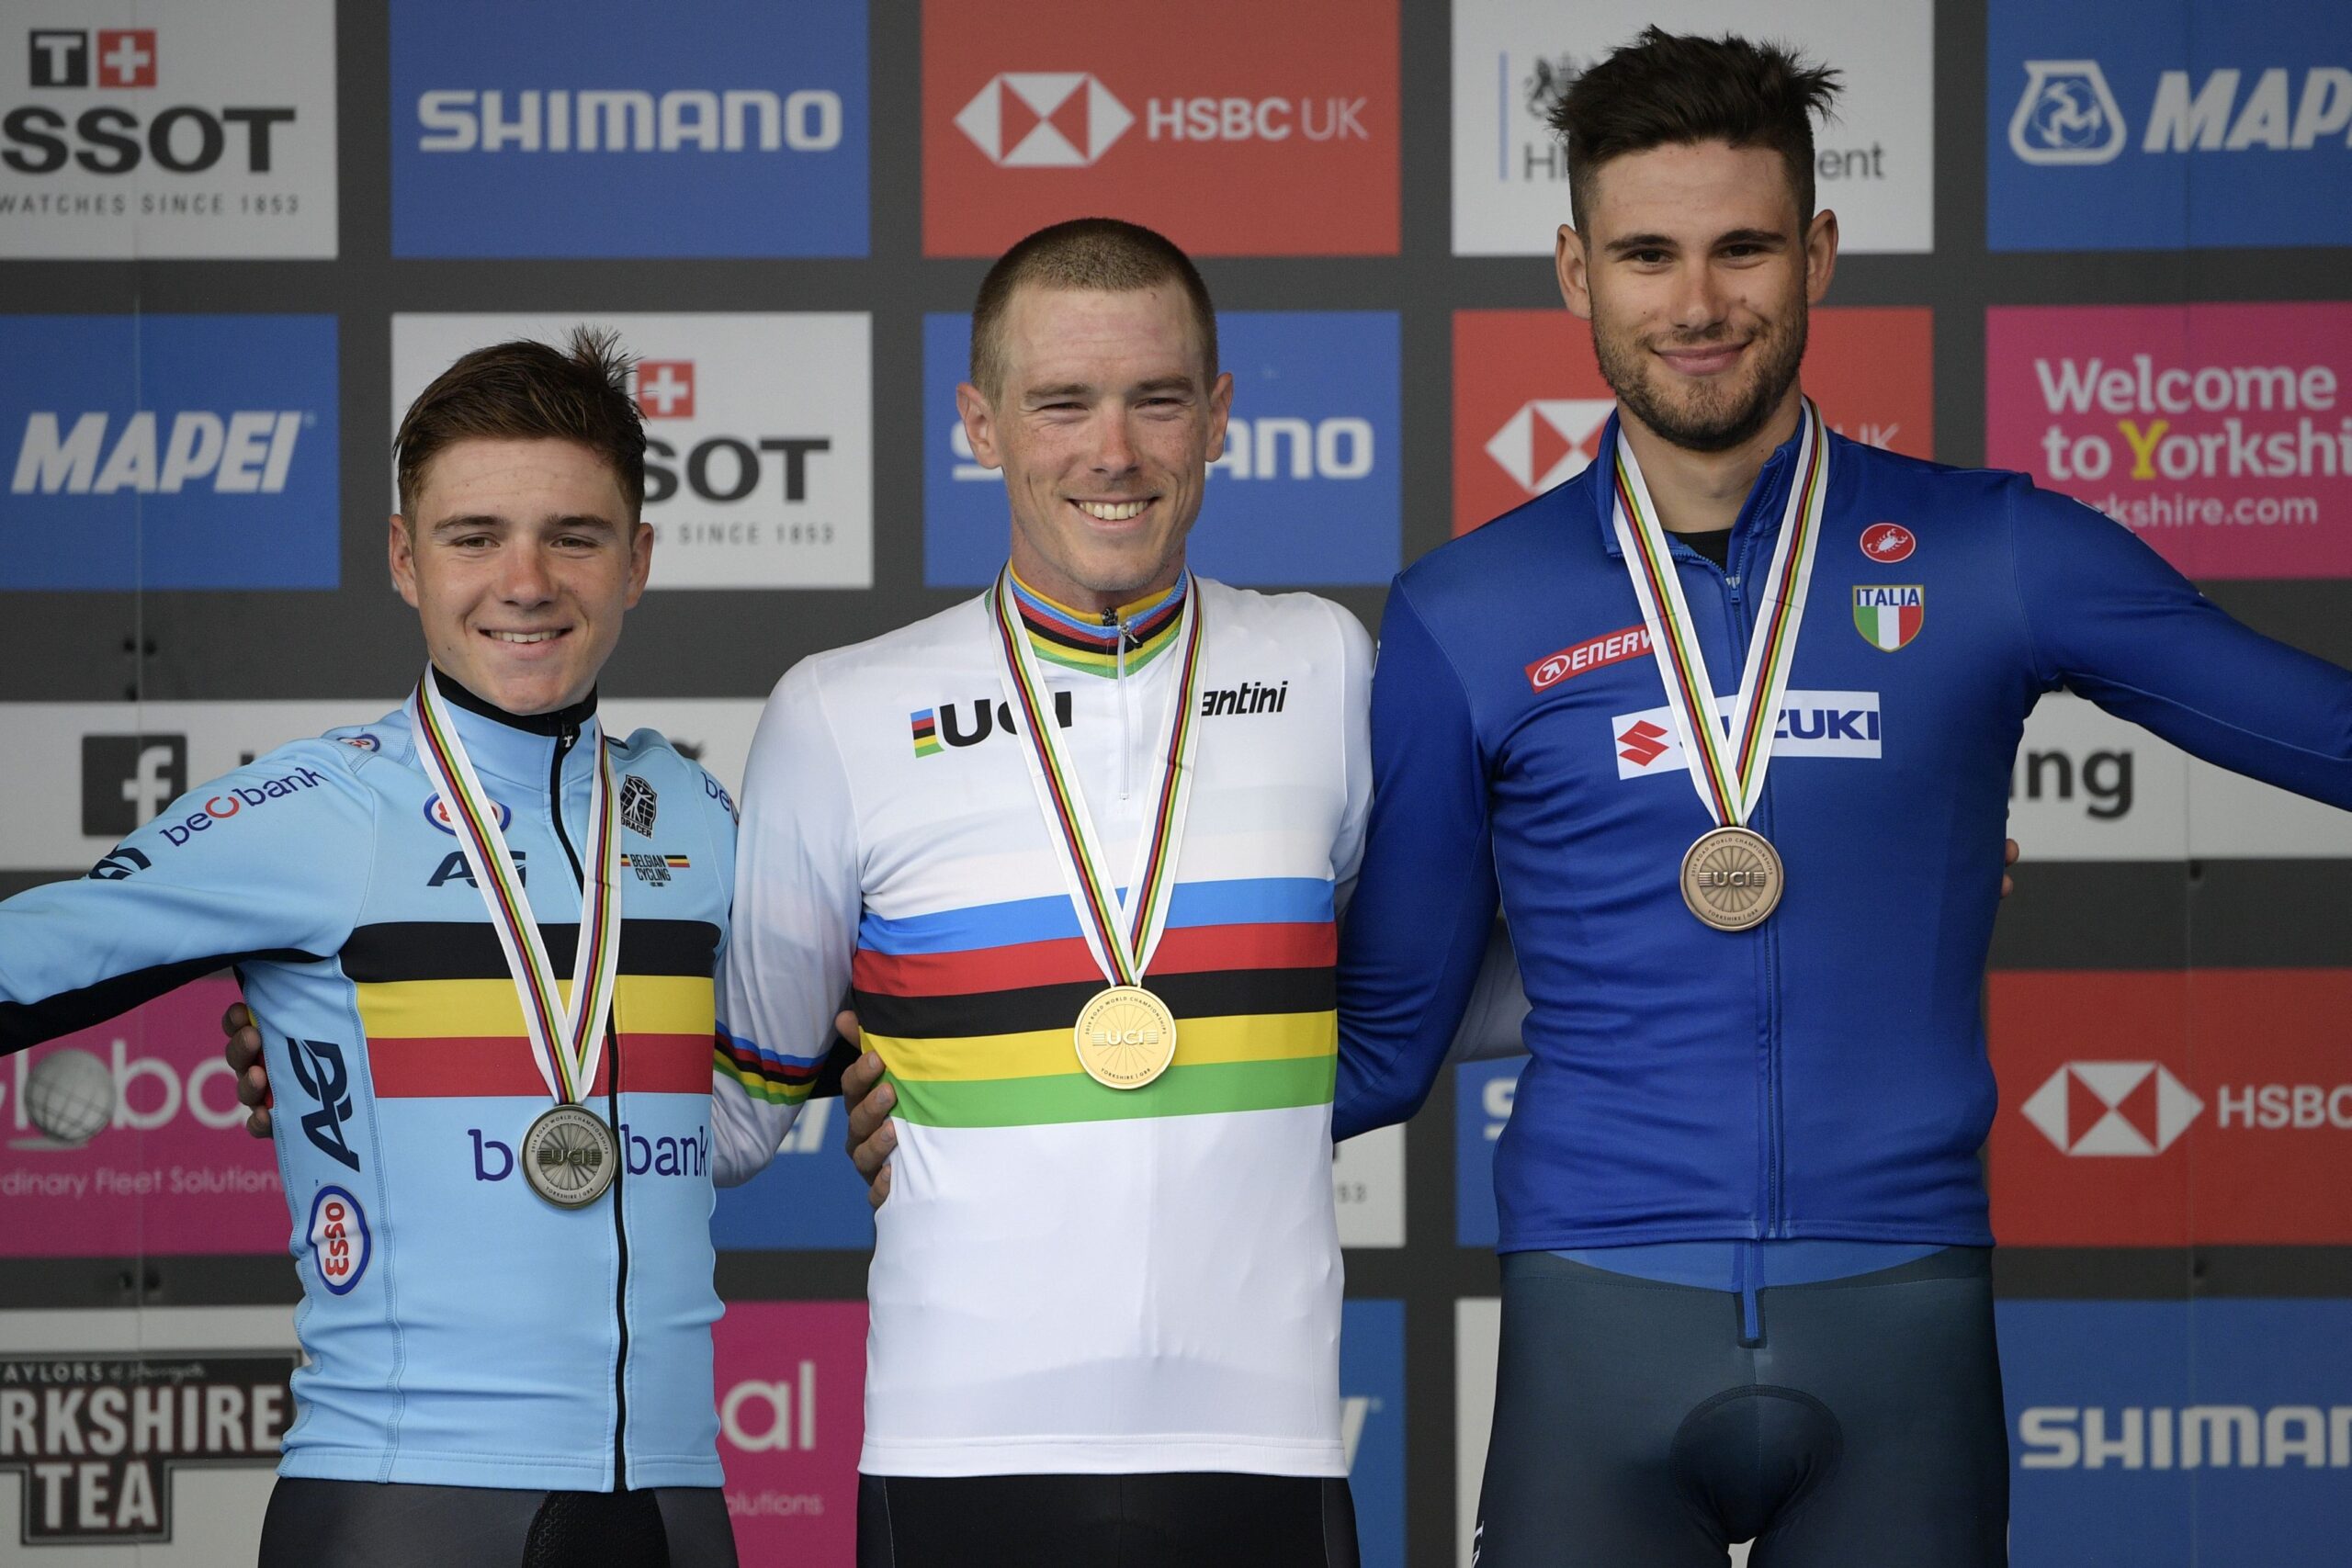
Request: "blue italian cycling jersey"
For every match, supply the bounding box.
[0,675,738,1490]
[1335,416,2352,1251]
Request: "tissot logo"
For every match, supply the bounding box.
[28,29,155,90]
[80,734,187,836]
[2020,1061,2204,1156]
[955,73,1132,166]
[635,360,695,419]
[1486,399,1613,494]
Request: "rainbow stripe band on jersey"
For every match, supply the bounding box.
[1006,573,1187,676]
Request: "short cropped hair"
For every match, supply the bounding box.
[969,218,1218,398]
[1552,28,1842,232]
[394,327,647,519]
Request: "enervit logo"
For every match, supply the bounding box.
[1985,303,2352,580]
[2,3,337,259]
[394,313,872,588]
[0,315,338,589]
[1485,400,1613,493]
[1526,624,1651,693]
[2009,62,2127,164]
[1610,692,1883,781]
[922,0,1396,257]
[924,310,1398,587]
[2019,1062,2204,1156]
[954,73,1132,165]
[390,0,867,257]
[80,734,187,836]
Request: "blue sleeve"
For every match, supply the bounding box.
[2009,482,2352,807]
[0,743,376,1052]
[1333,581,1500,1141]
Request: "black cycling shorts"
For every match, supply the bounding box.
[1474,1247,2008,1567]
[257,1477,737,1568]
[857,1471,1361,1568]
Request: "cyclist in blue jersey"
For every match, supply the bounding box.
[0,334,741,1568]
[1332,30,2352,1567]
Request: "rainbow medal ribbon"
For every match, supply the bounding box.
[409,670,624,1203]
[1610,400,1831,931]
[989,570,1208,1089]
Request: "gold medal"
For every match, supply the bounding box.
[1679,826,1783,931]
[1074,985,1179,1090]
[521,1104,619,1207]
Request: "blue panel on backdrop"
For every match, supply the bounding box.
[1998,1299,2352,1567]
[1340,1298,1405,1568]
[710,1097,876,1250]
[1987,0,2352,250]
[391,0,868,257]
[0,315,338,590]
[1454,1059,1519,1248]
[923,311,1401,588]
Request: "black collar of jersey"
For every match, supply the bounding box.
[430,665,600,737]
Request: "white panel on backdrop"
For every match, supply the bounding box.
[0,0,337,258]
[0,700,766,874]
[0,1306,299,1562]
[1333,1123,1405,1247]
[1449,0,1933,256]
[390,314,873,589]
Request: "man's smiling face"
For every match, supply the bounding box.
[390,436,651,715]
[956,282,1232,608]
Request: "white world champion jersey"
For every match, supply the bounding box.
[715,574,1373,1476]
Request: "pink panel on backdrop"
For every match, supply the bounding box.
[714,1299,867,1563]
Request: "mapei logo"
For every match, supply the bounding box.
[955,73,1132,166]
[2010,61,2128,164]
[28,29,155,90]
[2019,1061,2204,1156]
[11,411,307,495]
[1485,400,1613,494]
[1610,691,1883,780]
[635,360,695,419]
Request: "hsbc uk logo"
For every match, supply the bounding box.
[1486,400,1613,494]
[956,73,1132,166]
[28,29,155,90]
[2020,1061,2204,1156]
[1611,691,1883,781]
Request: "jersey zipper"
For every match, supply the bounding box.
[548,717,632,1492]
[1108,606,1132,800]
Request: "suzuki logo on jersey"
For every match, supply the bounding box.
[2009,61,2127,164]
[955,73,1132,166]
[1852,585,1925,651]
[28,29,155,91]
[1610,692,1884,780]
[1860,522,1917,562]
[1486,399,1613,494]
[2021,1062,2204,1156]
[635,361,695,419]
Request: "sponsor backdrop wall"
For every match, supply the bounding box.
[1,1,2346,1562]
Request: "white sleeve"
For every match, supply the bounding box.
[711,659,863,1187]
[1326,598,1375,919]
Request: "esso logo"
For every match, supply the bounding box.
[339,732,381,752]
[422,794,511,835]
[1860,522,1917,563]
[308,1185,370,1295]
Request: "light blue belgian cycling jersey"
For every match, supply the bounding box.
[0,674,738,1491]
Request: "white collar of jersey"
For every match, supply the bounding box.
[426,666,602,793]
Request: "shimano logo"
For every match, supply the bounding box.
[2020,1061,2203,1156]
[1610,691,1883,781]
[950,415,1371,482]
[12,412,305,495]
[416,88,842,153]
[2020,1404,2352,1469]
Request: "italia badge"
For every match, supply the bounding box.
[1852,585,1924,651]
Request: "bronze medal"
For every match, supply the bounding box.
[1073,985,1179,1090]
[1679,826,1784,931]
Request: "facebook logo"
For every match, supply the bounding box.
[923,310,1402,588]
[390,0,868,257]
[82,735,187,837]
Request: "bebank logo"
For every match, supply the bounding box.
[922,310,1399,587]
[0,314,337,590]
[2,3,337,259]
[1452,309,1933,534]
[1986,303,2352,581]
[1990,970,2352,1245]
[1988,0,2352,249]
[1611,691,1883,781]
[395,313,873,589]
[922,0,1396,256]
[955,73,1133,166]
[391,0,867,257]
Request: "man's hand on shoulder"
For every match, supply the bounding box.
[220,1002,273,1138]
[2004,836,2019,899]
[838,1010,895,1210]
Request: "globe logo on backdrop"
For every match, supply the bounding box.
[21,1048,116,1146]
[2008,61,2126,165]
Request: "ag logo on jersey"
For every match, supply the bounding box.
[2008,61,2127,165]
[1852,585,1925,651]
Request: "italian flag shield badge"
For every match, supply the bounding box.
[1852,585,1924,651]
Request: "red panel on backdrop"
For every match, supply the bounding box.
[715,1299,866,1562]
[922,0,1398,257]
[0,976,286,1258]
[1988,969,2352,1245]
[1451,307,1935,536]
